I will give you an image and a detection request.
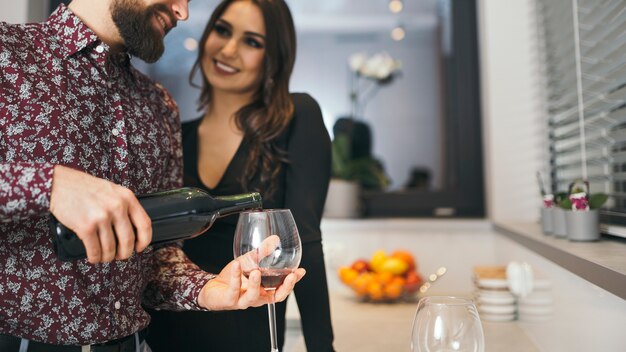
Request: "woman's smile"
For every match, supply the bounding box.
[213,59,239,75]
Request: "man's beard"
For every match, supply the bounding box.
[110,0,170,63]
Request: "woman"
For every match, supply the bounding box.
[147,0,335,351]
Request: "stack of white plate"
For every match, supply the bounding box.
[517,278,553,322]
[474,277,516,322]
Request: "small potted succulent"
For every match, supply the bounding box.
[551,191,569,238]
[558,180,608,241]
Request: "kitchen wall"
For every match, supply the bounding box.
[1,0,554,224]
[138,0,444,191]
[0,0,47,24]
[292,29,443,190]
[478,0,548,223]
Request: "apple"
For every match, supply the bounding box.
[351,259,370,273]
[404,271,423,294]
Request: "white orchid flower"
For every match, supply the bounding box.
[350,51,401,81]
[348,52,368,72]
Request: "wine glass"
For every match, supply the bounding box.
[411,296,485,352]
[233,209,302,352]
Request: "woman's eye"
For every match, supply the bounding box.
[245,37,264,49]
[214,24,230,37]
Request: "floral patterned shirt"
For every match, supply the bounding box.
[0,5,214,345]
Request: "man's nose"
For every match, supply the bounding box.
[171,0,189,21]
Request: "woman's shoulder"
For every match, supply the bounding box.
[290,92,324,125]
[287,93,330,142]
[290,92,320,113]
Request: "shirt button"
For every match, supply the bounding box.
[112,128,119,136]
[114,301,121,310]
[96,45,104,53]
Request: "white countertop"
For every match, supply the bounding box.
[284,219,539,351]
[495,221,626,299]
[282,218,626,351]
[285,292,539,351]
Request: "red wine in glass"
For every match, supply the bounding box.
[244,268,294,289]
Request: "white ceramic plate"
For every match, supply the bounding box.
[478,304,516,315]
[476,294,516,305]
[519,293,554,306]
[476,278,508,289]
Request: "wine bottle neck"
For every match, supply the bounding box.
[214,192,263,217]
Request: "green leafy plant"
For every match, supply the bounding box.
[331,134,390,190]
[557,180,609,210]
[559,193,608,210]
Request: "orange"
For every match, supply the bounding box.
[366,281,384,301]
[390,276,406,287]
[338,266,359,285]
[384,281,403,300]
[351,273,372,297]
[374,272,394,285]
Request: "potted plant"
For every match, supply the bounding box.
[551,191,569,238]
[324,123,390,218]
[558,180,608,241]
[324,52,398,218]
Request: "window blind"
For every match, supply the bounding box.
[536,0,626,226]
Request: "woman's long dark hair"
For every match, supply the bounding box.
[190,0,296,198]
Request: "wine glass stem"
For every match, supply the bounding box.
[266,288,279,352]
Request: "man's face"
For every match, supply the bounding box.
[110,0,189,63]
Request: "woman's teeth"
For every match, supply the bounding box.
[216,61,237,73]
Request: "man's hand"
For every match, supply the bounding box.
[49,165,152,264]
[197,260,306,311]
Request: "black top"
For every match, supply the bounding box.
[147,93,335,351]
[181,92,331,246]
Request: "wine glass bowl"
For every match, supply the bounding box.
[411,296,485,352]
[233,209,302,351]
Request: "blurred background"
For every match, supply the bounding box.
[136,0,445,193]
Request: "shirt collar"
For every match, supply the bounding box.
[47,4,102,58]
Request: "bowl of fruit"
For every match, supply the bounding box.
[338,249,424,302]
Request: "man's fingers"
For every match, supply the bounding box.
[238,235,281,269]
[127,195,151,253]
[241,269,262,308]
[98,223,117,263]
[78,225,101,264]
[274,268,306,302]
[113,216,135,261]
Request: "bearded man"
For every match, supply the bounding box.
[0,1,304,351]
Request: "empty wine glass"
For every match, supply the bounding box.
[233,209,302,352]
[411,296,485,352]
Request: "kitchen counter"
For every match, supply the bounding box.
[495,221,626,299]
[284,219,536,351]
[285,292,539,351]
[282,219,626,351]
